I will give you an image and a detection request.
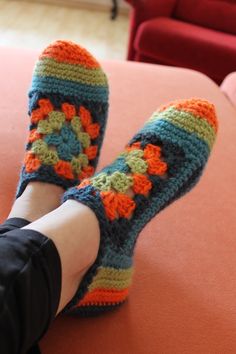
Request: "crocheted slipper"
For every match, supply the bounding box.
[62,98,218,316]
[16,40,109,198]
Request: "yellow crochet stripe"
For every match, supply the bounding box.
[88,266,134,291]
[35,57,108,86]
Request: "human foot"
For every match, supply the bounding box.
[62,98,218,315]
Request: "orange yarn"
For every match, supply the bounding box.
[77,287,129,306]
[116,193,136,219]
[24,152,41,173]
[147,158,167,175]
[143,144,161,159]
[132,174,152,195]
[126,141,141,152]
[62,103,76,121]
[77,179,91,189]
[28,129,42,143]
[101,191,118,220]
[54,160,74,179]
[39,40,100,68]
[78,165,95,180]
[86,123,100,139]
[158,98,218,132]
[84,145,98,160]
[31,99,54,124]
[79,106,92,127]
[31,108,44,124]
[101,191,136,220]
[38,99,54,115]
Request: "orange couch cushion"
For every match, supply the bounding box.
[0,47,236,354]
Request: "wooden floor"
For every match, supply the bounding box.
[0,0,129,60]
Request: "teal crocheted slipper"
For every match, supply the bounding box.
[16,40,109,198]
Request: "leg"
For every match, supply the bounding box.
[23,200,100,314]
[0,200,100,353]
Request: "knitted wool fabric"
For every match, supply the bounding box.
[16,40,109,198]
[62,98,218,316]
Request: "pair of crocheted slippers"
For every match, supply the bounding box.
[15,40,218,316]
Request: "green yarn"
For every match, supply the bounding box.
[148,107,215,148]
[37,111,65,134]
[78,153,89,167]
[91,173,112,191]
[71,116,82,135]
[31,139,48,155]
[40,150,59,165]
[125,156,148,174]
[71,157,81,174]
[110,171,133,193]
[127,149,144,159]
[35,57,108,86]
[78,132,91,148]
[31,139,59,165]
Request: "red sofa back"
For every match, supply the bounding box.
[174,0,236,35]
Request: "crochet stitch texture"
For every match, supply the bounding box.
[63,98,218,316]
[16,40,109,197]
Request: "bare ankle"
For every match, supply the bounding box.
[8,182,64,222]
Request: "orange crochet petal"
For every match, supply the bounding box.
[77,287,129,306]
[62,103,76,121]
[132,174,152,196]
[79,106,92,128]
[84,145,98,160]
[38,98,54,115]
[28,129,42,143]
[86,123,100,139]
[76,179,91,189]
[78,165,95,180]
[125,141,141,152]
[147,158,167,175]
[54,160,74,179]
[143,144,161,159]
[24,152,41,173]
[100,191,118,221]
[31,108,44,124]
[116,193,136,219]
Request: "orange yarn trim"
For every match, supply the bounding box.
[86,123,100,139]
[132,174,152,195]
[39,40,100,68]
[147,158,167,175]
[28,129,42,143]
[84,145,98,160]
[24,152,41,173]
[62,103,76,121]
[143,144,161,159]
[77,287,129,306]
[54,160,74,180]
[79,106,92,128]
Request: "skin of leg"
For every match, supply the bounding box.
[8,182,64,222]
[23,200,100,315]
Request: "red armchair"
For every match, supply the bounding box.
[125,0,236,84]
